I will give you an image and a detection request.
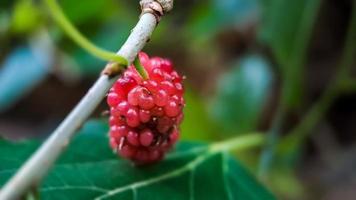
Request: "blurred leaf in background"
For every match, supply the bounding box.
[10,0,43,35]
[56,0,136,76]
[59,0,113,25]
[0,10,10,36]
[180,88,219,141]
[211,55,273,135]
[71,21,133,76]
[185,0,261,43]
[268,167,304,199]
[0,0,13,8]
[259,0,321,108]
[0,31,54,112]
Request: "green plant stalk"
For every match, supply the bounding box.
[134,56,149,80]
[282,0,322,108]
[258,0,321,178]
[278,1,356,156]
[257,108,285,178]
[210,133,264,153]
[43,0,128,66]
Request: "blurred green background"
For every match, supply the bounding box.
[0,0,356,199]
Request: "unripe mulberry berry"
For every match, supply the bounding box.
[107,52,185,164]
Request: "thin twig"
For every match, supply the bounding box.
[0,0,173,198]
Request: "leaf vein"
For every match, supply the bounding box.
[94,151,213,200]
[41,185,108,193]
[189,169,195,200]
[222,152,233,200]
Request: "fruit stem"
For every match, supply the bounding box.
[134,56,149,80]
[43,0,128,66]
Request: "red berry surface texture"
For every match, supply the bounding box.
[107,52,185,164]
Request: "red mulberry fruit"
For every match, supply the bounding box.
[107,52,185,164]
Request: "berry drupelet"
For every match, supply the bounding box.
[107,52,184,164]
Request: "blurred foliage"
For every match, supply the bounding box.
[59,0,114,24]
[181,88,219,141]
[185,0,260,43]
[259,0,321,108]
[0,12,10,35]
[0,46,48,112]
[71,21,132,76]
[211,55,273,134]
[11,0,42,35]
[268,168,304,199]
[0,31,54,112]
[60,0,136,76]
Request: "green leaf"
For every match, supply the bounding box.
[0,120,274,199]
[259,0,321,107]
[211,55,273,134]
